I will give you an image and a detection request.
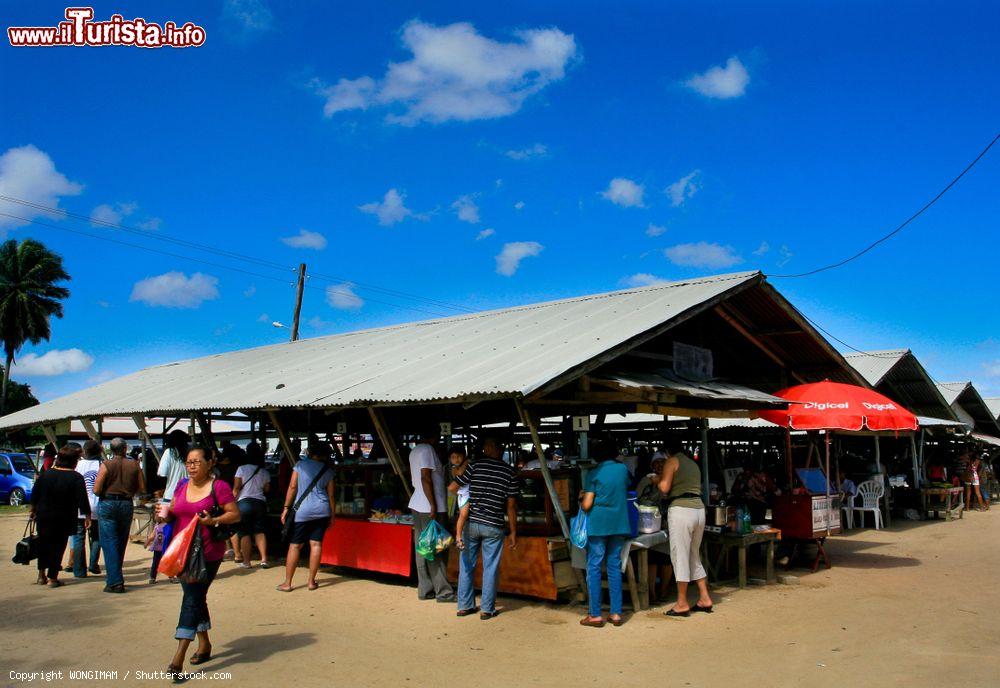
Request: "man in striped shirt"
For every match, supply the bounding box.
[450,436,519,620]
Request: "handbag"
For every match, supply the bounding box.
[282,464,330,542]
[12,519,38,565]
[208,479,238,543]
[182,525,210,583]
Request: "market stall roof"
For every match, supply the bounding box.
[843,349,958,421]
[0,270,866,431]
[593,369,787,411]
[66,416,248,439]
[935,382,1000,436]
[984,398,1000,422]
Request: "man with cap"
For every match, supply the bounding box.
[72,439,103,577]
[407,426,455,602]
[277,441,336,592]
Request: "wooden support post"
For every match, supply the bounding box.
[367,407,412,497]
[824,431,832,536]
[785,427,794,486]
[516,398,570,540]
[700,419,710,505]
[195,412,218,452]
[267,410,298,468]
[910,433,921,489]
[79,418,108,458]
[874,434,890,526]
[42,425,59,451]
[131,415,162,463]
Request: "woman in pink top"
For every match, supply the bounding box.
[164,446,239,677]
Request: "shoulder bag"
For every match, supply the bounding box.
[208,479,239,542]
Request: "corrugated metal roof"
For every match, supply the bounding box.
[936,382,969,406]
[598,370,786,406]
[0,271,762,430]
[842,349,908,385]
[983,398,1000,421]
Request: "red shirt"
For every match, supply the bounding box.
[173,480,235,561]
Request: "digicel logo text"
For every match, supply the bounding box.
[802,402,849,411]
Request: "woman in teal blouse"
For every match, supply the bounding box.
[579,439,631,627]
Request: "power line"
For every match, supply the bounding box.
[0,212,452,317]
[770,131,1000,279]
[0,194,477,313]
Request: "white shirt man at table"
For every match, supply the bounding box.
[407,427,455,602]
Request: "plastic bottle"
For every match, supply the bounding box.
[742,508,752,534]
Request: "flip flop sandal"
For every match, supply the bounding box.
[308,584,319,591]
[692,605,714,613]
[456,607,479,617]
[480,610,501,620]
[190,651,212,665]
[609,617,625,627]
[275,584,293,592]
[580,617,606,628]
[664,608,690,617]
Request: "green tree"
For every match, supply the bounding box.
[0,239,70,415]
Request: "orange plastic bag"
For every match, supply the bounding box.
[157,516,198,578]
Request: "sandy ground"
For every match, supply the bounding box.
[2,509,998,688]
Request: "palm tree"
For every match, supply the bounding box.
[0,239,71,415]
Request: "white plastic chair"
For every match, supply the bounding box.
[854,480,884,530]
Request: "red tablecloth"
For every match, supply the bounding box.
[321,519,413,577]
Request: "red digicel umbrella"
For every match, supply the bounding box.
[758,380,918,432]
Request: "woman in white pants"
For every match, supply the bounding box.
[657,445,713,617]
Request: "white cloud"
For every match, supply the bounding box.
[326,283,364,310]
[495,241,543,276]
[664,242,742,269]
[514,201,525,211]
[221,0,272,38]
[244,284,257,298]
[505,143,548,160]
[12,348,93,377]
[646,223,667,238]
[257,313,270,323]
[777,245,794,267]
[137,217,162,231]
[665,170,700,207]
[280,229,327,250]
[314,20,578,125]
[89,202,136,227]
[601,178,645,208]
[985,360,1000,378]
[130,271,220,309]
[685,56,750,99]
[0,145,82,230]
[752,241,770,256]
[87,370,115,385]
[476,228,495,241]
[452,195,481,224]
[622,273,669,288]
[359,188,415,226]
[307,315,336,330]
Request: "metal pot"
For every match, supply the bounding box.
[712,506,731,527]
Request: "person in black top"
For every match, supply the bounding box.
[449,436,519,620]
[29,444,91,587]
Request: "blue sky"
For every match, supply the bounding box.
[1,0,998,403]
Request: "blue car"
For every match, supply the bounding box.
[0,452,35,506]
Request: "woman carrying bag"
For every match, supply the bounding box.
[160,445,239,677]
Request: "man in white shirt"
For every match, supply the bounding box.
[157,430,189,501]
[407,427,454,602]
[72,440,103,577]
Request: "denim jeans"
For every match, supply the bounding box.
[72,519,100,577]
[176,559,221,640]
[586,534,626,618]
[98,499,133,587]
[458,521,505,614]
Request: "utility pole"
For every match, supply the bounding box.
[290,263,305,342]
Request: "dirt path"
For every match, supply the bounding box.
[2,509,998,687]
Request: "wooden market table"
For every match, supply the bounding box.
[702,529,780,589]
[921,487,964,521]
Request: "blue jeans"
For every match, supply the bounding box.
[458,522,505,614]
[586,534,626,618]
[98,499,133,587]
[72,519,100,577]
[176,559,221,640]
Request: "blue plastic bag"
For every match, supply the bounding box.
[570,511,589,549]
[416,519,454,561]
